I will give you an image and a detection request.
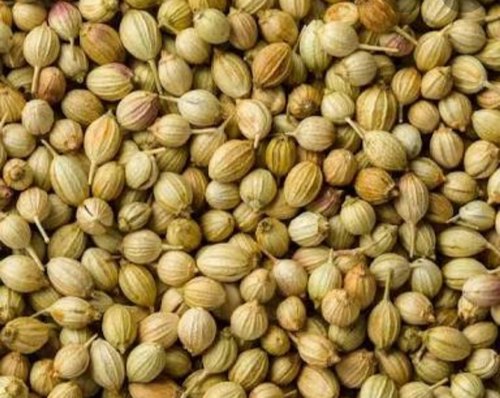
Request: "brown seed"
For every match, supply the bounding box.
[80,22,124,65]
[354,167,398,204]
[208,140,256,183]
[276,296,307,332]
[375,349,413,387]
[335,349,376,388]
[283,161,323,207]
[356,0,400,33]
[252,42,293,88]
[344,263,378,309]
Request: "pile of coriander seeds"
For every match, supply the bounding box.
[0,0,500,397]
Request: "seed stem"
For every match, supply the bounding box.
[25,246,44,271]
[180,370,209,398]
[287,332,299,344]
[259,245,278,263]
[383,270,392,301]
[253,134,261,148]
[84,334,99,348]
[160,21,180,35]
[162,244,184,251]
[31,308,47,318]
[429,378,448,391]
[31,66,41,94]
[160,95,179,103]
[439,24,453,35]
[455,220,480,230]
[393,26,418,46]
[472,14,500,23]
[70,38,76,61]
[327,248,335,264]
[40,139,59,158]
[485,240,500,258]
[191,127,218,134]
[148,59,163,95]
[484,80,500,96]
[345,118,365,138]
[0,114,7,133]
[414,344,425,361]
[358,43,399,53]
[144,147,167,156]
[34,216,50,243]
[88,162,97,186]
[191,114,234,135]
[408,222,416,258]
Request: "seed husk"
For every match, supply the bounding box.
[276,296,307,332]
[89,338,125,392]
[308,254,342,307]
[359,374,398,398]
[39,296,100,329]
[290,331,340,368]
[126,342,167,383]
[23,23,60,94]
[283,161,323,207]
[0,0,499,394]
[231,300,269,341]
[0,254,47,292]
[178,307,217,356]
[116,90,159,132]
[46,257,94,298]
[462,274,500,308]
[228,348,269,391]
[53,335,97,379]
[208,140,256,183]
[346,121,408,171]
[119,10,162,94]
[423,326,472,362]
[367,273,400,350]
[197,242,257,282]
[118,262,157,308]
[252,42,292,89]
[0,317,49,354]
[438,226,500,258]
[450,373,485,398]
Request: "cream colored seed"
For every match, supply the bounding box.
[1,0,499,394]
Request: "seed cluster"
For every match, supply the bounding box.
[0,0,500,397]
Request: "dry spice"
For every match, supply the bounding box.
[0,1,498,397]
